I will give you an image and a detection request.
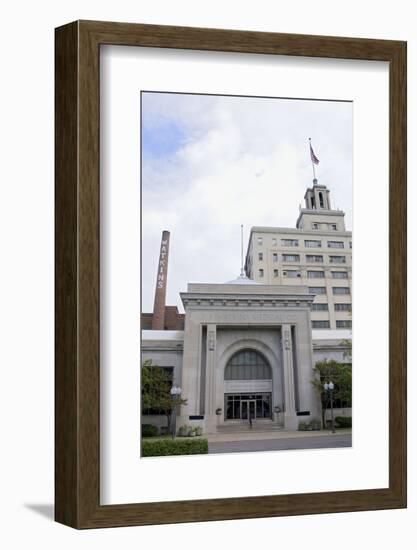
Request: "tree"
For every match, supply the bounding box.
[311,359,352,427]
[141,360,187,430]
[341,338,352,361]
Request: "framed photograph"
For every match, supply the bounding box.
[55,20,406,528]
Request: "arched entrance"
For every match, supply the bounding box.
[224,349,273,421]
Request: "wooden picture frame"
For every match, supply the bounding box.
[55,20,406,528]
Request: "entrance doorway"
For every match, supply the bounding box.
[224,349,273,421]
[241,400,256,421]
[225,393,272,420]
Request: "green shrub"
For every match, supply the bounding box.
[335,416,352,428]
[142,438,209,457]
[299,419,322,431]
[309,418,322,431]
[142,424,159,438]
[178,425,203,437]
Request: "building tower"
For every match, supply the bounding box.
[296,180,346,233]
[245,178,352,331]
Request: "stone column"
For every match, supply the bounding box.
[176,315,200,430]
[294,311,321,419]
[204,324,217,433]
[282,324,299,430]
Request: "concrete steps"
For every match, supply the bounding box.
[217,422,284,434]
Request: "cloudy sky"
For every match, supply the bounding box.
[141,92,352,312]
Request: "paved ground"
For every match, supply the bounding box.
[206,429,351,443]
[208,433,351,454]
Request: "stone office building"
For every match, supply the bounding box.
[143,275,322,432]
[245,179,352,330]
[141,181,351,435]
[142,274,350,434]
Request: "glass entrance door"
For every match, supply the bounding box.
[241,400,256,421]
[225,393,272,420]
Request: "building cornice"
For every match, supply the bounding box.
[296,208,346,229]
[249,226,352,237]
[180,287,315,310]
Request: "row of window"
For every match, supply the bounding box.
[258,252,348,264]
[309,286,350,295]
[257,237,352,248]
[312,320,352,329]
[311,303,352,311]
[304,270,348,278]
[260,268,349,280]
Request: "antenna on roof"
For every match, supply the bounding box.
[240,224,245,277]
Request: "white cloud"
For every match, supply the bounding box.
[142,93,352,312]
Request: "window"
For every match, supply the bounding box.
[272,252,278,262]
[329,255,346,264]
[306,254,323,263]
[312,320,330,329]
[259,269,264,278]
[331,271,348,279]
[307,270,325,278]
[349,242,352,249]
[311,303,328,311]
[284,270,301,278]
[273,269,279,278]
[305,239,321,248]
[336,320,352,328]
[329,223,338,230]
[225,350,271,380]
[312,223,319,230]
[333,287,350,295]
[258,252,263,261]
[281,238,299,247]
[328,241,344,249]
[319,192,324,208]
[308,286,326,294]
[335,303,352,311]
[282,254,300,262]
[257,237,263,245]
[272,238,277,246]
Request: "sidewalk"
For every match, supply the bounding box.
[206,429,351,443]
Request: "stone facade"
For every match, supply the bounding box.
[143,281,327,434]
[245,181,352,330]
[141,323,350,434]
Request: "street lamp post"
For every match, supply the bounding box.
[170,385,182,439]
[323,381,336,434]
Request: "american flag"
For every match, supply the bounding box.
[310,143,320,165]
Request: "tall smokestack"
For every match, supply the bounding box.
[152,230,170,330]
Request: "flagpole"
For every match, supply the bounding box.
[309,137,316,181]
[240,224,244,276]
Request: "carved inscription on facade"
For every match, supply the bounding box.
[208,331,215,351]
[284,329,291,350]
